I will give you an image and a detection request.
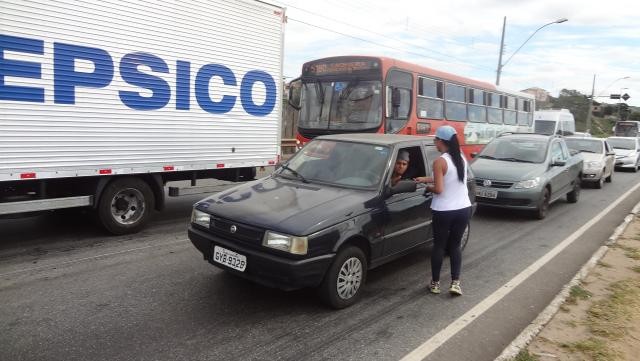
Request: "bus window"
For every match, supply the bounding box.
[488,108,503,124]
[385,69,412,133]
[468,105,486,123]
[504,110,517,125]
[417,77,444,119]
[445,83,466,121]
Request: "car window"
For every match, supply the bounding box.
[551,142,563,162]
[565,138,603,154]
[560,141,570,159]
[390,146,427,183]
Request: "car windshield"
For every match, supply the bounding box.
[298,80,383,131]
[607,138,636,150]
[534,120,556,135]
[565,138,603,154]
[279,139,390,188]
[478,138,547,163]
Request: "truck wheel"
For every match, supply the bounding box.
[535,188,550,220]
[319,246,367,309]
[98,177,155,235]
[566,177,580,203]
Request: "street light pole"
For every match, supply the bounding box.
[495,17,568,86]
[586,74,596,133]
[495,16,506,86]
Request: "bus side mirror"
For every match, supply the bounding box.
[288,77,301,110]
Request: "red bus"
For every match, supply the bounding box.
[289,56,535,159]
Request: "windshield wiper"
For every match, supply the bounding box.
[495,157,535,163]
[478,155,497,159]
[280,164,309,183]
[579,150,597,153]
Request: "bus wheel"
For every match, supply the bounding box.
[98,177,155,235]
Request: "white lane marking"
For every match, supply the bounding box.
[400,181,640,361]
[0,239,189,277]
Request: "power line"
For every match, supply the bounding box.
[284,8,494,72]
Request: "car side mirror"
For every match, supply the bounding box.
[387,180,417,197]
[551,159,566,167]
[607,151,615,156]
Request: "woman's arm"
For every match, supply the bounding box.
[428,158,447,194]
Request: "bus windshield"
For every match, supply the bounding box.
[614,122,639,137]
[534,120,556,135]
[298,80,382,131]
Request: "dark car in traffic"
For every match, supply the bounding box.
[470,133,583,219]
[189,134,476,308]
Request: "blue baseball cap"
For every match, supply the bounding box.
[435,125,457,141]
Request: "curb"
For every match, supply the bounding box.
[494,199,640,361]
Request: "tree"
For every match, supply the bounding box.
[629,111,640,121]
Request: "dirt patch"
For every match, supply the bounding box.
[523,219,640,361]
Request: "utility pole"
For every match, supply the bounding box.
[586,74,595,133]
[496,16,506,86]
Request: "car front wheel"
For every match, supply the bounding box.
[535,188,550,220]
[319,246,367,309]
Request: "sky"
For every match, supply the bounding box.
[276,0,640,107]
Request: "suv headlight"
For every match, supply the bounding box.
[263,231,308,255]
[514,177,540,189]
[191,209,211,229]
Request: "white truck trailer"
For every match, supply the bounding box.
[0,0,285,234]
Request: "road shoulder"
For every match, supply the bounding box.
[518,213,640,360]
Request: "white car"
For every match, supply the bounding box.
[565,137,615,188]
[607,137,640,172]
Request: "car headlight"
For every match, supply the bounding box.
[586,161,602,169]
[514,177,540,189]
[191,209,211,229]
[263,231,308,255]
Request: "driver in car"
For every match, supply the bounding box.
[391,150,410,186]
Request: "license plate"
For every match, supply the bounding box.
[476,187,498,199]
[213,245,247,272]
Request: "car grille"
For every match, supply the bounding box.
[474,178,514,189]
[209,215,265,246]
[478,198,532,206]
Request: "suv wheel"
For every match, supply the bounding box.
[319,246,367,309]
[535,188,550,220]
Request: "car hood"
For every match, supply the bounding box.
[195,175,378,235]
[580,153,604,162]
[471,159,547,182]
[612,148,636,157]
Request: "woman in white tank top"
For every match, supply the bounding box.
[414,125,471,296]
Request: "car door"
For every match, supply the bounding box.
[547,140,569,199]
[382,145,432,257]
[603,141,615,178]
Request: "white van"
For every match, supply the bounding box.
[533,109,576,135]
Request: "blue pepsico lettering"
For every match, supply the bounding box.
[0,34,277,116]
